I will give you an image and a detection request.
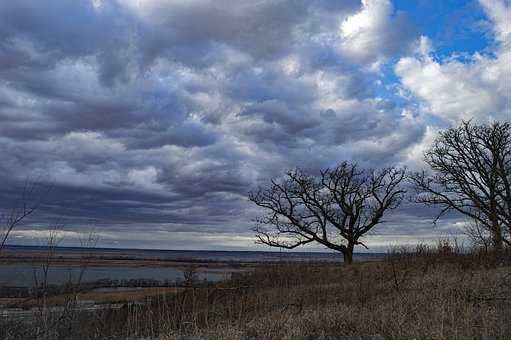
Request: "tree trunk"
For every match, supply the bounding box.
[491,221,503,252]
[343,243,354,264]
[490,203,503,252]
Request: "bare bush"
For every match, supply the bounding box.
[465,220,492,253]
[183,266,199,287]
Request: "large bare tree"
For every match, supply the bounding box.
[409,120,511,250]
[249,162,406,264]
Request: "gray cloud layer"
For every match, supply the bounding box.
[1,0,483,250]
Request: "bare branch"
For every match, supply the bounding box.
[0,179,51,253]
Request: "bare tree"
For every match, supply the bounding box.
[0,180,49,254]
[409,121,511,250]
[249,162,406,264]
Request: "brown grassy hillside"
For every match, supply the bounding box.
[2,246,511,340]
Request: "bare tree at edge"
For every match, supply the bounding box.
[249,162,406,264]
[409,120,511,251]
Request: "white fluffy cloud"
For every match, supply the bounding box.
[339,0,414,69]
[479,0,511,44]
[395,0,511,124]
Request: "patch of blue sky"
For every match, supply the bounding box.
[371,60,411,114]
[375,1,494,112]
[393,0,492,58]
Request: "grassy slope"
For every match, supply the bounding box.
[157,253,511,340]
[2,250,511,339]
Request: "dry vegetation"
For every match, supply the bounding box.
[1,243,511,340]
[156,247,511,340]
[1,287,183,309]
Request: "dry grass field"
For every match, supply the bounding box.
[0,287,183,309]
[155,249,511,340]
[1,244,511,340]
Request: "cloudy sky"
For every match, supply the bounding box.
[1,0,511,251]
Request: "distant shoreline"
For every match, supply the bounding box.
[2,244,384,255]
[0,247,383,290]
[0,244,385,267]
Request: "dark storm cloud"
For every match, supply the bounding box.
[0,1,136,82]
[130,0,361,66]
[122,122,218,149]
[239,100,320,133]
[0,0,428,249]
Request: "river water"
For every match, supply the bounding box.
[0,246,384,287]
